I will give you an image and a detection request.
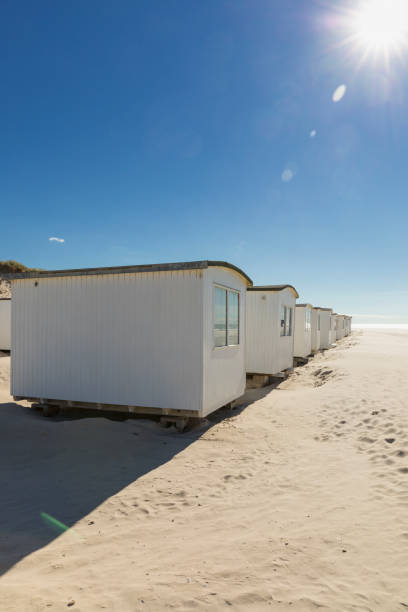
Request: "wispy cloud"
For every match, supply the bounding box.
[49,237,65,243]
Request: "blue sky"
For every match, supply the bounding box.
[1,0,407,323]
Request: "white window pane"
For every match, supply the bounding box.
[214,287,227,347]
[227,291,239,345]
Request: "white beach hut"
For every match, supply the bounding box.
[294,303,313,360]
[8,261,252,428]
[0,298,11,351]
[311,307,321,353]
[344,316,352,336]
[316,307,333,350]
[329,313,337,345]
[245,284,299,380]
[335,314,346,340]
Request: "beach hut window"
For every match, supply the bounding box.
[318,315,321,331]
[280,306,293,337]
[227,291,240,345]
[214,287,227,347]
[286,307,293,336]
[214,286,240,347]
[280,305,285,336]
[305,309,311,331]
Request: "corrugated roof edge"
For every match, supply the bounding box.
[5,260,253,286]
[314,307,333,312]
[248,284,299,298]
[296,303,313,308]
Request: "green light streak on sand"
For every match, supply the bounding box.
[40,512,70,532]
[40,512,85,542]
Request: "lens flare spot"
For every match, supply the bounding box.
[332,84,347,102]
[281,168,294,182]
[41,512,70,533]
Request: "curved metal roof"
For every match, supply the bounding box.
[248,284,299,298]
[5,260,253,286]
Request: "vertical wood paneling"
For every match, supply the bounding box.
[294,306,312,358]
[319,311,332,349]
[311,308,321,352]
[336,315,346,340]
[11,269,204,412]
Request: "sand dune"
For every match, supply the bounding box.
[0,280,11,299]
[1,330,408,611]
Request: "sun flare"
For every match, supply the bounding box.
[350,0,408,57]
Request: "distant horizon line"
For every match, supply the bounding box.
[352,323,408,329]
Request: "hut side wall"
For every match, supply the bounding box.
[294,306,312,358]
[329,315,337,345]
[336,315,345,340]
[311,308,321,353]
[245,288,295,375]
[0,300,11,350]
[11,270,204,412]
[202,267,247,417]
[319,311,332,349]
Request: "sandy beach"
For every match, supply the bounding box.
[0,329,408,611]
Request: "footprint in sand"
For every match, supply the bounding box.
[359,436,377,444]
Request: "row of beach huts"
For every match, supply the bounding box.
[2,261,351,429]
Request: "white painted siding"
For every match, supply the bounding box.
[329,315,337,345]
[311,308,321,353]
[0,300,11,350]
[11,270,204,412]
[245,288,295,375]
[294,306,312,358]
[336,315,345,340]
[319,310,332,349]
[202,267,247,417]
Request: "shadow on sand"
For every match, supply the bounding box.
[0,383,276,576]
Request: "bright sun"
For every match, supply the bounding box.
[350,0,408,57]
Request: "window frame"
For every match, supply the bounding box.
[213,284,240,348]
[280,305,293,337]
[287,306,293,336]
[305,308,311,332]
[280,305,285,337]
